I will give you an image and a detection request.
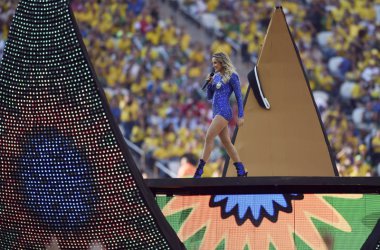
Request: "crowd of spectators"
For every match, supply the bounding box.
[1,0,379,177]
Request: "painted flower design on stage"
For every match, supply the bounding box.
[210,194,303,226]
[163,194,362,249]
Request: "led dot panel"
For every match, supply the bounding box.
[0,0,182,249]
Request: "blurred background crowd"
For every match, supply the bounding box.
[1,0,379,178]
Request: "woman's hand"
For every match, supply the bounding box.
[237,118,244,127]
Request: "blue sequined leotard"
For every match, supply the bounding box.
[206,72,244,121]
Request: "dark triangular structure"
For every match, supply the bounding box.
[361,219,380,250]
[225,7,337,177]
[0,0,183,248]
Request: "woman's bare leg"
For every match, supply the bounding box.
[201,115,228,162]
[219,126,241,163]
[219,126,247,176]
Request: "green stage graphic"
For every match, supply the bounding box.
[157,194,380,249]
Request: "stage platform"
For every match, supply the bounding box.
[148,177,380,249]
[146,177,380,195]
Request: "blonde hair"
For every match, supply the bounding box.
[212,52,237,83]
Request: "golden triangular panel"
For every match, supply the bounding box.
[226,7,336,177]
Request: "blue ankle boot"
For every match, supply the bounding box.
[233,162,248,177]
[193,159,206,178]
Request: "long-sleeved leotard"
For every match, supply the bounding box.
[206,72,244,121]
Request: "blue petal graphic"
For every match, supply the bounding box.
[210,193,303,226]
[20,128,97,230]
[276,195,287,207]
